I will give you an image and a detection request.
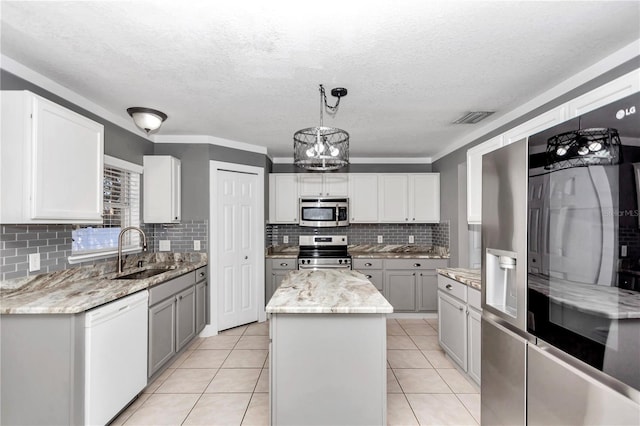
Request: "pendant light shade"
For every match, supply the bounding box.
[294,85,349,171]
[545,127,622,170]
[127,107,168,135]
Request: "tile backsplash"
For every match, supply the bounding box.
[266,221,450,248]
[0,220,208,281]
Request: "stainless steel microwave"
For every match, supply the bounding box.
[299,198,349,227]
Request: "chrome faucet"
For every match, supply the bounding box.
[117,226,148,274]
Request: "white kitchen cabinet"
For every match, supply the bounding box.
[268,174,299,223]
[299,173,348,197]
[567,69,640,117]
[379,174,440,223]
[1,90,104,224]
[466,136,503,224]
[143,156,181,223]
[438,290,468,370]
[467,305,482,384]
[502,106,567,146]
[348,174,379,222]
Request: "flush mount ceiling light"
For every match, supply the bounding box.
[127,107,168,135]
[545,126,622,170]
[294,84,349,171]
[452,111,495,124]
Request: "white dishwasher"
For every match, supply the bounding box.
[85,290,148,426]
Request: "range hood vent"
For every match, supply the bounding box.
[453,111,495,124]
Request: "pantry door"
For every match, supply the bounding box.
[208,161,265,335]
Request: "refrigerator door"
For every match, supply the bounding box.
[481,317,527,426]
[481,140,528,331]
[528,343,640,425]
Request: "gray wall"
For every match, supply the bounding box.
[432,57,640,267]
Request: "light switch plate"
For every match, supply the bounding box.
[194,240,201,251]
[29,253,40,272]
[409,235,415,244]
[377,235,383,243]
[159,240,171,251]
[283,236,289,244]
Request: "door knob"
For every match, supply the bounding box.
[245,256,248,259]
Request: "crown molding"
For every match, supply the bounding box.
[430,38,640,162]
[152,134,268,155]
[271,156,432,164]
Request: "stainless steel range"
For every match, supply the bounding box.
[297,235,351,270]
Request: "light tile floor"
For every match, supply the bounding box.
[111,317,480,425]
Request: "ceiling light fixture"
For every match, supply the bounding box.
[293,84,349,171]
[127,107,168,135]
[545,126,622,170]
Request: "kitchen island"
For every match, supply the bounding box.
[266,269,393,426]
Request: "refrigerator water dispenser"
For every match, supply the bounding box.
[486,248,518,318]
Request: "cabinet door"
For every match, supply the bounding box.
[417,271,438,311]
[567,69,640,117]
[410,174,440,223]
[195,281,207,334]
[466,137,503,224]
[176,286,196,352]
[348,174,379,223]
[32,95,104,221]
[437,290,467,369]
[502,106,567,146]
[384,270,416,311]
[467,307,482,384]
[379,174,409,222]
[269,174,299,223]
[143,156,182,223]
[298,174,324,197]
[360,270,383,292]
[324,173,349,196]
[148,297,177,377]
[171,157,181,222]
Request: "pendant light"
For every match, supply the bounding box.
[294,84,349,171]
[127,107,168,135]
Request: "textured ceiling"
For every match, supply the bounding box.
[1,0,639,159]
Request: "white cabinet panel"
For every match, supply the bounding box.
[438,290,468,369]
[502,106,567,146]
[410,173,440,222]
[379,174,409,222]
[466,137,503,224]
[467,306,482,384]
[299,173,348,197]
[298,174,323,197]
[323,173,349,196]
[143,156,181,223]
[567,69,640,117]
[268,174,298,223]
[348,174,378,223]
[1,91,104,224]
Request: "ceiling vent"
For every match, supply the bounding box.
[452,111,495,124]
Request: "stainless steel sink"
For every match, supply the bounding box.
[112,267,176,280]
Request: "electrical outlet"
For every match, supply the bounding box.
[159,240,171,251]
[621,245,628,257]
[29,253,40,272]
[194,240,201,251]
[409,235,415,244]
[377,235,383,244]
[283,235,289,244]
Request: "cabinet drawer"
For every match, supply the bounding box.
[271,259,296,270]
[360,270,383,291]
[385,259,448,270]
[437,275,467,302]
[149,271,196,306]
[353,258,383,269]
[468,288,482,311]
[195,266,207,282]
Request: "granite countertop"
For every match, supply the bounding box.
[0,252,207,314]
[437,268,482,291]
[528,273,640,320]
[266,269,393,314]
[266,244,450,259]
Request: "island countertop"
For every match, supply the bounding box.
[266,269,393,314]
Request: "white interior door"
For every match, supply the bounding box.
[217,169,259,331]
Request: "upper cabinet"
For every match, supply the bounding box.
[379,174,440,223]
[0,91,104,224]
[299,173,348,197]
[348,174,379,223]
[269,174,299,224]
[502,106,567,146]
[143,156,181,223]
[567,70,639,117]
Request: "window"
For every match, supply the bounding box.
[69,156,143,263]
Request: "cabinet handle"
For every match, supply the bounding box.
[412,273,415,276]
[405,218,408,221]
[175,216,178,220]
[365,274,372,279]
[280,263,288,267]
[199,272,205,277]
[458,306,464,311]
[179,295,183,300]
[365,263,372,267]
[412,218,415,221]
[446,284,453,290]
[413,263,421,267]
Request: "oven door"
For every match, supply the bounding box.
[297,263,351,271]
[299,200,349,227]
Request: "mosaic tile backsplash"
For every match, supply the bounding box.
[0,220,208,281]
[266,222,450,248]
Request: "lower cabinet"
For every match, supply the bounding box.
[148,267,208,379]
[438,290,468,369]
[266,258,296,304]
[385,270,417,311]
[380,259,448,312]
[467,306,482,384]
[418,271,438,311]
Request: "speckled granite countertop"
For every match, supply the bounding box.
[266,269,393,314]
[437,268,482,291]
[266,244,449,259]
[528,273,640,319]
[0,253,207,314]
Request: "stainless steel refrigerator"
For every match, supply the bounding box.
[481,93,640,425]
